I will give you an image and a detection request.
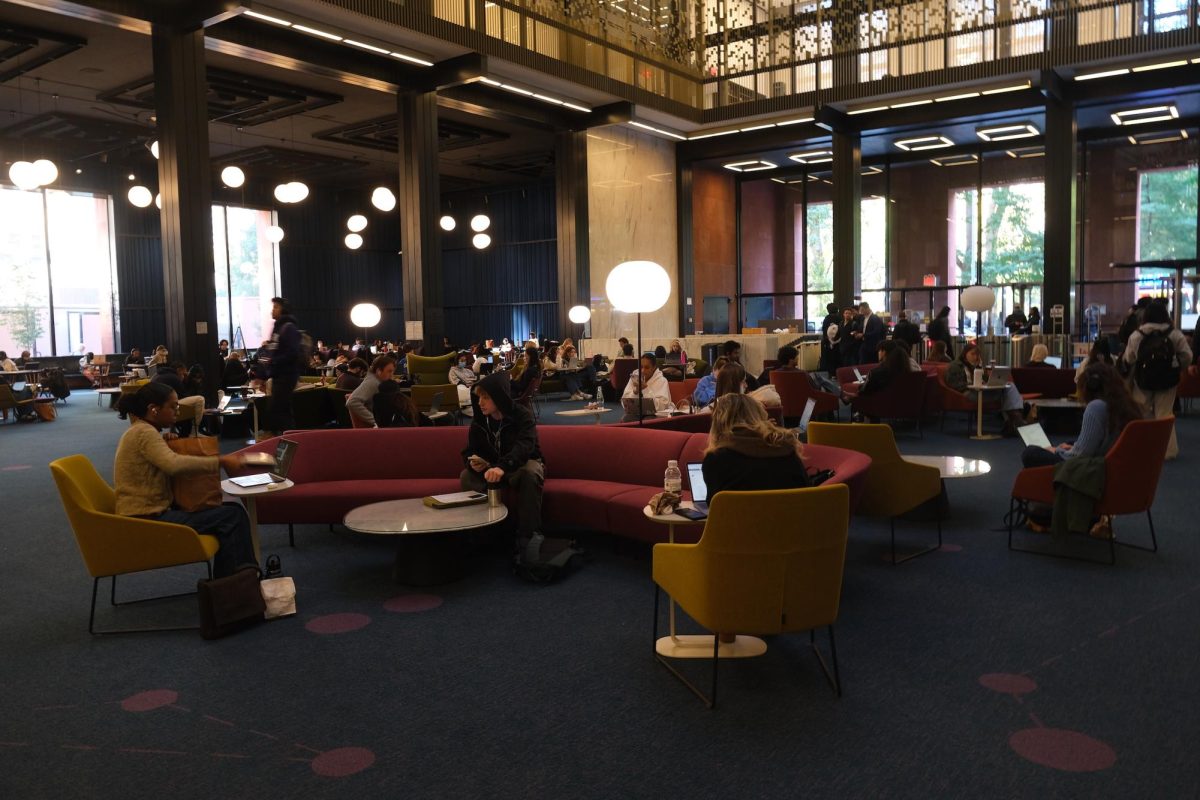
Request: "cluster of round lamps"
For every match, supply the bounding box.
[439,213,492,249]
[8,158,59,191]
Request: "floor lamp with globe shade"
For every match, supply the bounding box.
[350,303,382,352]
[568,304,592,357]
[605,261,671,425]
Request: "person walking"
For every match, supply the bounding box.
[263,297,302,436]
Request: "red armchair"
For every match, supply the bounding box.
[850,370,929,435]
[1007,417,1174,564]
[669,378,700,407]
[770,370,839,422]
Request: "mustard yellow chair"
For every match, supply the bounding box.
[806,422,943,564]
[406,352,456,385]
[652,484,850,707]
[50,455,219,634]
[411,383,458,424]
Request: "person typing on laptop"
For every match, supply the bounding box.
[945,343,1026,436]
[621,354,673,421]
[1020,363,1139,469]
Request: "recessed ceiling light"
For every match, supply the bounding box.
[1005,146,1045,159]
[722,160,777,172]
[930,153,979,167]
[776,117,814,126]
[1128,129,1189,146]
[1075,67,1129,81]
[976,123,1040,142]
[894,135,954,151]
[688,130,738,140]
[1111,104,1180,125]
[788,150,833,164]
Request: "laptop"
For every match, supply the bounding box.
[671,463,711,521]
[562,357,582,370]
[622,397,657,417]
[92,354,107,365]
[217,394,233,411]
[228,438,298,488]
[852,367,866,383]
[986,366,1011,387]
[795,397,817,436]
[423,391,450,421]
[1018,422,1052,449]
[1043,356,1062,369]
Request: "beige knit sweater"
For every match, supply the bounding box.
[114,422,218,516]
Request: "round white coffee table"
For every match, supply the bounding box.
[220,478,294,563]
[555,407,613,425]
[344,498,508,584]
[643,502,767,660]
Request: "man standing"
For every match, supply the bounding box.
[264,297,302,435]
[819,302,841,374]
[892,311,922,351]
[461,372,545,553]
[854,302,885,361]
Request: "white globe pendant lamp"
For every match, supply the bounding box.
[288,181,309,202]
[8,161,39,191]
[221,166,246,188]
[371,187,396,212]
[472,233,491,249]
[266,225,285,243]
[149,140,160,160]
[273,183,291,203]
[32,159,58,186]
[439,215,456,232]
[568,305,592,324]
[470,214,491,232]
[350,302,381,329]
[605,260,672,427]
[345,233,363,250]
[154,193,162,209]
[127,185,153,208]
[347,214,368,233]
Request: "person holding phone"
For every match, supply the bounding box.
[460,372,545,545]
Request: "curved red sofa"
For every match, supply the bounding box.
[234,427,871,544]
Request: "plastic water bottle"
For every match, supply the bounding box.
[595,385,603,405]
[664,460,682,494]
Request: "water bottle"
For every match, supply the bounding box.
[595,385,603,405]
[664,460,682,494]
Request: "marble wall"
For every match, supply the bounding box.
[586,125,679,344]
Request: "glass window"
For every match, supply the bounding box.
[860,193,888,313]
[805,199,833,325]
[0,186,116,358]
[212,204,280,350]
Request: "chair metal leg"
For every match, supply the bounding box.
[1009,508,1122,565]
[288,523,295,548]
[1116,510,1160,554]
[89,564,210,634]
[653,584,718,709]
[890,512,942,565]
[809,625,842,697]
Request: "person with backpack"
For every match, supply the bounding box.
[1122,301,1191,459]
[262,297,303,436]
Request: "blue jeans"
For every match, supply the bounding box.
[155,502,257,578]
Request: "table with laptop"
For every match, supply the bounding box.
[222,438,298,561]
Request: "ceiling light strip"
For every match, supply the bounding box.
[849,81,1031,114]
[629,121,687,140]
[241,9,432,67]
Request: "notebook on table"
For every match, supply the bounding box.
[1017,423,1052,449]
[228,438,298,488]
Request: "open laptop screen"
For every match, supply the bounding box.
[686,463,708,503]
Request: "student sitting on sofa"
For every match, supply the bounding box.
[621,353,673,421]
[461,372,544,546]
[346,354,397,428]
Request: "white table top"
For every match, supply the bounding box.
[643,500,703,524]
[555,407,612,418]
[220,477,294,497]
[903,455,991,478]
[343,497,508,535]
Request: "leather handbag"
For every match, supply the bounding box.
[260,554,297,619]
[166,436,223,511]
[197,565,266,640]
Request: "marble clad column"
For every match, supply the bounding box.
[586,126,679,345]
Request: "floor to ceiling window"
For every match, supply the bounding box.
[211,204,280,350]
[1136,165,1198,315]
[0,186,117,358]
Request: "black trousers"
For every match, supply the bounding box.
[270,373,298,433]
[1021,445,1064,469]
[460,460,544,536]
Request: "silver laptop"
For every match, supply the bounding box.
[796,397,817,435]
[562,357,582,370]
[685,463,710,515]
[622,397,657,416]
[1043,356,1062,369]
[229,438,298,488]
[1018,423,1052,449]
[424,391,449,421]
[987,366,1011,387]
[852,367,866,383]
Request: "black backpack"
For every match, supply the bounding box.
[44,368,70,400]
[1134,329,1180,391]
[513,534,584,583]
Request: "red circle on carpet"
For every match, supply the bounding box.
[121,689,179,712]
[979,673,1037,695]
[306,613,371,635]
[311,746,376,777]
[383,594,443,613]
[1009,728,1116,772]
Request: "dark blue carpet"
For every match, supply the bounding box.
[1,391,1197,798]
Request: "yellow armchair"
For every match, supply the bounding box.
[406,352,456,385]
[50,455,219,634]
[806,422,943,564]
[652,484,849,707]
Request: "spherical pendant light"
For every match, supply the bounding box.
[266,225,285,243]
[371,187,396,212]
[32,159,58,186]
[287,181,309,202]
[347,214,368,233]
[345,233,363,250]
[221,166,246,188]
[9,161,39,191]
[471,233,491,249]
[470,214,491,232]
[350,303,381,328]
[439,215,456,232]
[273,183,292,203]
[127,185,153,208]
[961,285,997,313]
[149,140,160,159]
[154,193,162,209]
[568,305,592,324]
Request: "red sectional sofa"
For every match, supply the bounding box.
[234,427,872,544]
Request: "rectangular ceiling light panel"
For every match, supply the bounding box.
[976,123,1040,142]
[1111,105,1180,125]
[894,135,954,151]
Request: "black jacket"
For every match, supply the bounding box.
[702,438,810,500]
[267,314,302,378]
[463,371,542,473]
[928,316,953,357]
[892,319,921,348]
